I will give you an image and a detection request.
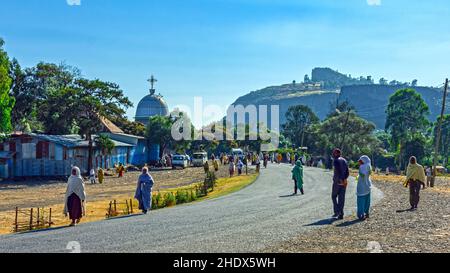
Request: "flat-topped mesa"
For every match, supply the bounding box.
[230,67,442,129]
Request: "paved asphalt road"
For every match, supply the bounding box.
[0,164,383,253]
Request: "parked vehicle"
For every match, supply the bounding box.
[192,152,208,167]
[172,155,189,169]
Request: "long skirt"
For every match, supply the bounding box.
[357,193,371,219]
[67,193,82,221]
[409,180,422,208]
[138,190,152,212]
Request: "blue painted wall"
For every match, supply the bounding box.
[130,139,148,166]
[149,144,160,162]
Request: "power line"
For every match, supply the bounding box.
[432,78,448,187]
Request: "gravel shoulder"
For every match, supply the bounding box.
[264,178,450,253]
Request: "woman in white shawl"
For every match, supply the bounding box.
[64,167,86,226]
[356,155,372,220]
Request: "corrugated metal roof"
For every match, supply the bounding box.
[29,134,134,148]
[99,115,124,134]
[111,133,146,140]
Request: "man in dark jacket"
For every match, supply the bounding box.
[332,148,350,220]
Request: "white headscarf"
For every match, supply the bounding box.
[64,167,86,215]
[359,155,372,176]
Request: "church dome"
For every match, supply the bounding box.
[134,75,169,125]
[135,94,169,125]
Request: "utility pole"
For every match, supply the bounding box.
[432,78,448,187]
[339,108,352,151]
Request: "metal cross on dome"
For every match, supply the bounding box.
[148,75,158,95]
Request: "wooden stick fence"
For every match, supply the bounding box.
[13,207,53,233]
[106,199,135,218]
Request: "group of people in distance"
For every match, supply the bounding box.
[291,148,428,221]
[86,163,125,185]
[63,148,429,226]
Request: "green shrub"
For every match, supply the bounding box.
[190,190,198,201]
[195,184,206,197]
[164,192,176,207]
[152,192,163,209]
[204,171,217,193]
[176,190,189,204]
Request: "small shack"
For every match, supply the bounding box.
[0,132,146,179]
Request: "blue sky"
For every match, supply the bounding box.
[1,0,449,123]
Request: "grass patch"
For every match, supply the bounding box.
[199,174,258,201]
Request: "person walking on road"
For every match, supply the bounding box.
[425,166,432,187]
[292,160,304,195]
[404,156,426,210]
[64,167,86,226]
[255,155,261,173]
[229,160,235,177]
[203,161,210,174]
[213,159,219,172]
[89,168,96,184]
[134,167,154,214]
[97,167,104,184]
[117,163,125,178]
[356,155,372,220]
[237,159,244,175]
[331,148,349,220]
[277,153,282,164]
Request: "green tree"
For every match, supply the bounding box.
[95,134,116,168]
[375,131,391,151]
[316,112,379,160]
[110,116,146,137]
[385,88,430,169]
[73,78,132,172]
[39,86,79,134]
[145,115,174,158]
[171,111,195,154]
[10,62,80,133]
[0,38,15,134]
[403,134,427,165]
[283,105,320,148]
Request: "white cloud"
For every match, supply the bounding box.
[67,0,81,6]
[367,0,381,6]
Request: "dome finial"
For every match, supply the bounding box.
[148,75,158,95]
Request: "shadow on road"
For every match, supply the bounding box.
[105,214,144,221]
[335,219,363,227]
[396,208,414,213]
[279,193,300,198]
[15,225,69,235]
[304,218,338,226]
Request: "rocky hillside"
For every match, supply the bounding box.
[231,68,443,129]
[233,86,338,125]
[340,84,443,128]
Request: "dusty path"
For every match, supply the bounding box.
[0,163,230,212]
[265,178,450,253]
